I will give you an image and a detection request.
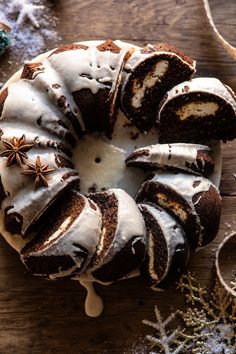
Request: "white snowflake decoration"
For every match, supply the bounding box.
[144,273,236,354]
[0,0,60,61]
[8,0,45,28]
[143,307,187,354]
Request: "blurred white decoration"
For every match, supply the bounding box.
[8,0,45,28]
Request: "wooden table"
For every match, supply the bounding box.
[0,1,235,353]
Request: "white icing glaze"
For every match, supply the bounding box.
[131,60,169,108]
[74,134,126,193]
[1,80,77,142]
[127,142,212,174]
[73,112,159,197]
[209,140,222,188]
[124,46,195,73]
[47,43,127,95]
[151,171,215,201]
[0,121,63,150]
[158,77,236,122]
[1,40,140,91]
[21,193,102,278]
[139,203,188,282]
[150,171,221,246]
[28,60,86,131]
[1,148,78,235]
[110,188,146,254]
[176,101,219,120]
[87,188,146,276]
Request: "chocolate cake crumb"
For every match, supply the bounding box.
[21,63,44,80]
[88,184,98,193]
[0,88,8,117]
[89,192,118,266]
[129,131,139,140]
[58,96,68,109]
[61,171,79,181]
[4,206,23,235]
[52,84,61,89]
[55,154,73,169]
[97,39,121,54]
[123,121,134,128]
[49,44,88,57]
[193,180,201,188]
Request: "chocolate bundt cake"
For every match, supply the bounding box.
[0,39,233,317]
[139,203,189,290]
[121,43,196,132]
[126,143,214,177]
[136,172,222,249]
[87,188,146,283]
[157,77,236,143]
[20,190,102,279]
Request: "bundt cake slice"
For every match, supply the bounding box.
[158,77,236,143]
[136,172,221,249]
[126,143,214,177]
[48,40,130,135]
[87,188,146,283]
[139,203,189,290]
[0,71,81,237]
[20,61,85,138]
[121,43,196,132]
[0,79,78,148]
[0,148,79,237]
[20,191,102,279]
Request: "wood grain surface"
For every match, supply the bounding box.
[0,0,236,353]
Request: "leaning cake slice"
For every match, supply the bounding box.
[136,172,221,249]
[126,143,214,177]
[139,203,189,290]
[121,43,195,132]
[87,188,146,283]
[48,40,129,135]
[157,77,236,143]
[20,190,102,279]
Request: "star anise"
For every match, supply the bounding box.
[0,135,33,167]
[21,156,55,190]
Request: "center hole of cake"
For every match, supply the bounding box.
[95,157,101,164]
[73,113,158,197]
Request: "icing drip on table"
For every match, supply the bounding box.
[79,279,104,317]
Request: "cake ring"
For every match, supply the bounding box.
[0,39,235,317]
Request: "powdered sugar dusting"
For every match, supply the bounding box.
[123,338,149,354]
[0,0,61,62]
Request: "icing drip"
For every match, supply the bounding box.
[48,45,127,95]
[79,279,104,317]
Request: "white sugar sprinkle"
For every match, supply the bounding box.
[0,0,61,62]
